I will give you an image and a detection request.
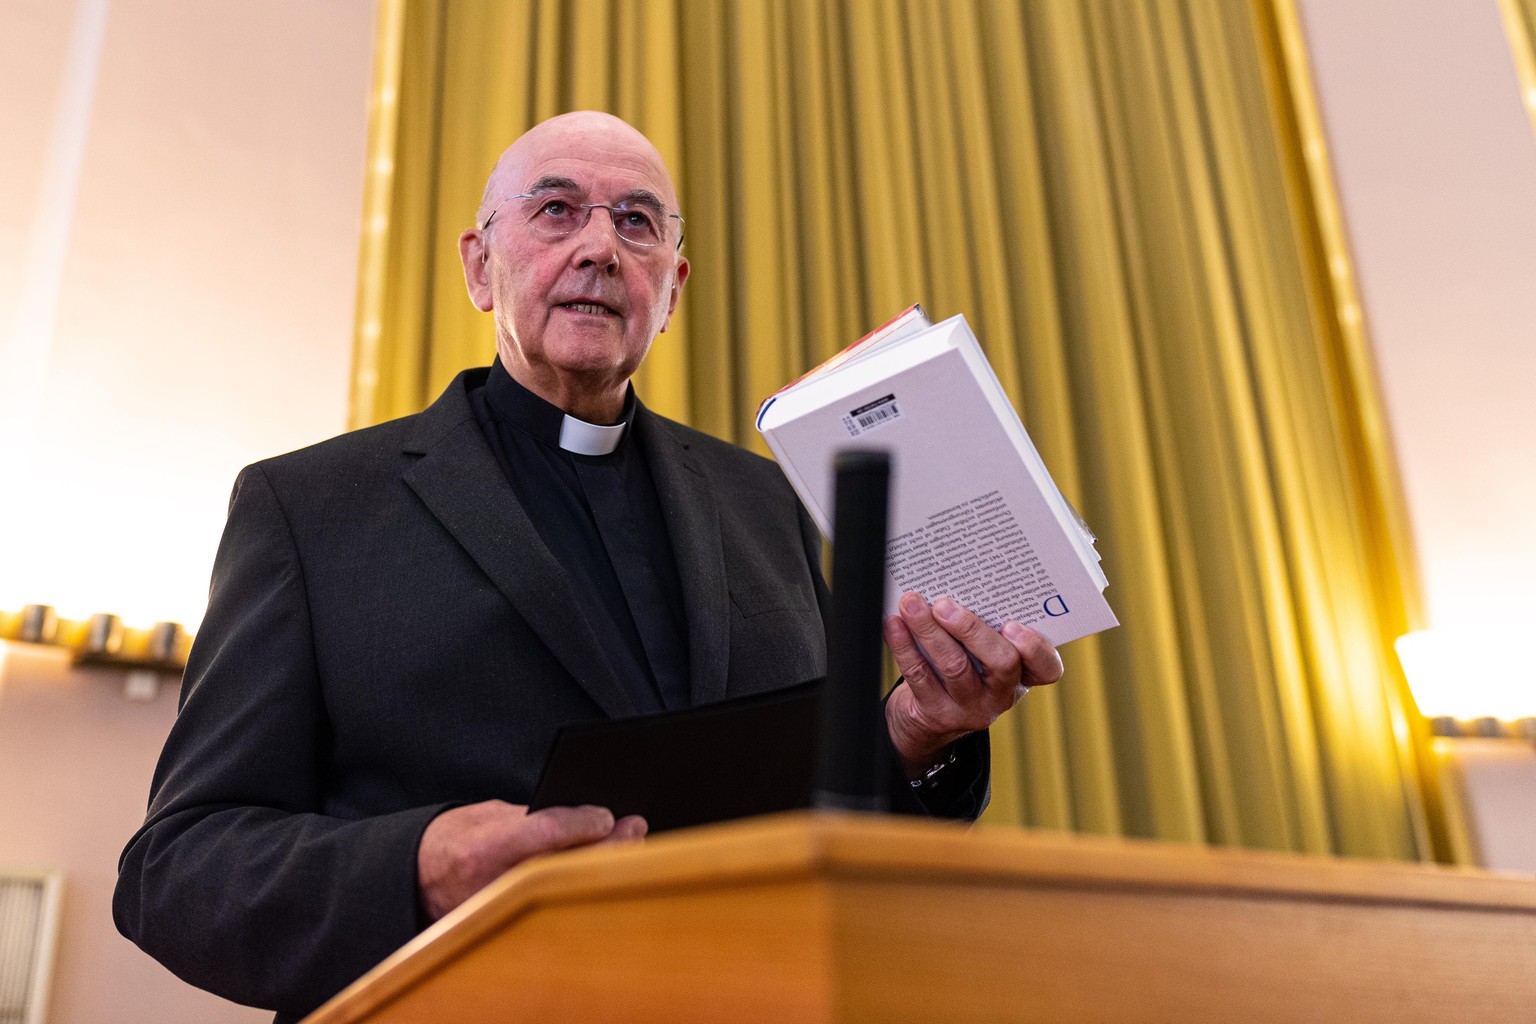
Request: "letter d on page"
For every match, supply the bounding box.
[1042,595,1069,617]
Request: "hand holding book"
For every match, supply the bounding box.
[758,306,1115,775]
[883,591,1064,777]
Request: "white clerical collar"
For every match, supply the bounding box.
[558,414,627,456]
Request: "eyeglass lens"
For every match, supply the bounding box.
[522,193,667,246]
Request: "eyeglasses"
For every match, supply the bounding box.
[481,191,685,249]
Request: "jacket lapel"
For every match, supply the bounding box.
[400,374,636,718]
[635,409,730,706]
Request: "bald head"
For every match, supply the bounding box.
[477,112,681,230]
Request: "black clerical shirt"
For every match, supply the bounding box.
[468,361,691,713]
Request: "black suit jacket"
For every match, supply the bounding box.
[115,368,986,1020]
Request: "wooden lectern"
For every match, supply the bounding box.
[306,812,1536,1023]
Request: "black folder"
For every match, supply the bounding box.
[529,680,823,833]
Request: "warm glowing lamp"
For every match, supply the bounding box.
[1395,627,1535,734]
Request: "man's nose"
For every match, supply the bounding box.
[569,207,620,272]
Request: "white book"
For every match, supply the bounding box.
[756,307,1118,646]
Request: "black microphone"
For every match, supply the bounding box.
[814,449,892,813]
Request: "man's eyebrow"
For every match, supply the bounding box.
[614,188,667,213]
[523,176,668,213]
[523,175,582,195]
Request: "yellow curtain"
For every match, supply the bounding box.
[352,0,1456,862]
[1499,0,1536,138]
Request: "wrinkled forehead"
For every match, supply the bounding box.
[496,118,680,210]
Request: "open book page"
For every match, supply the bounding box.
[759,315,1117,646]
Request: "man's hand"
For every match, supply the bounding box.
[417,801,647,921]
[883,592,1063,777]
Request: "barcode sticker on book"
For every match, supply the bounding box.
[842,394,902,437]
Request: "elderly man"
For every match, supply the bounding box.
[115,112,1061,1022]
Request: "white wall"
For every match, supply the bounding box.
[0,646,270,1024]
[1297,0,1536,869]
[0,0,373,630]
[1296,0,1536,640]
[0,1,376,1021]
[1438,737,1536,872]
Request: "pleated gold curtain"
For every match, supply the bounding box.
[351,0,1456,862]
[1499,0,1536,137]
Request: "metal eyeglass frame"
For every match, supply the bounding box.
[480,192,685,250]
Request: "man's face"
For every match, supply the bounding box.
[461,114,689,421]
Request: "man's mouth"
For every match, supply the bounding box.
[558,301,619,317]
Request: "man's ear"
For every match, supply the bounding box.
[459,229,495,312]
[659,257,689,333]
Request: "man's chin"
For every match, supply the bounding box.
[544,341,632,375]
[544,316,626,354]
[542,352,645,414]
